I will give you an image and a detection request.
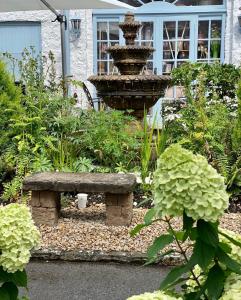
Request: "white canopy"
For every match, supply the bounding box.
[0,0,133,12]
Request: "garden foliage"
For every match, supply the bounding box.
[165,62,241,199]
[131,145,241,300]
[0,51,143,201]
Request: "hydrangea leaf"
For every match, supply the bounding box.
[147,234,174,260]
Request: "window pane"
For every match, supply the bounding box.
[177,42,190,59]
[109,22,119,40]
[141,22,153,40]
[163,41,175,59]
[97,22,108,40]
[197,40,209,59]
[178,21,190,39]
[163,22,176,40]
[210,40,221,58]
[211,20,222,39]
[198,21,209,39]
[162,61,174,74]
[97,42,108,59]
[98,61,108,75]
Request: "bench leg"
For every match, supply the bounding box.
[30,191,61,226]
[105,193,133,226]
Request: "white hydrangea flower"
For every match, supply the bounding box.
[220,274,241,300]
[0,204,40,273]
[153,144,229,222]
[127,291,182,300]
[219,229,241,264]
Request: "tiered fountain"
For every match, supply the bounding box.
[88,12,171,119]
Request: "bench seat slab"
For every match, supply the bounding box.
[23,172,136,194]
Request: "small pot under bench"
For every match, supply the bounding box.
[23,172,136,227]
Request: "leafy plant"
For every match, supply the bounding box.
[131,145,241,300]
[165,62,241,199]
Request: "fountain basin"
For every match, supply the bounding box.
[88,74,171,119]
[107,46,155,75]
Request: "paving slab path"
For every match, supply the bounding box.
[23,261,170,300]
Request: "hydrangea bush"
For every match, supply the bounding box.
[131,145,241,300]
[0,204,40,299]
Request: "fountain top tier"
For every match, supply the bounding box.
[88,12,171,119]
[119,11,142,46]
[106,11,155,75]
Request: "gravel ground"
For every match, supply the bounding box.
[39,203,241,253]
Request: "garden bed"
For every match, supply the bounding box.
[38,202,241,255]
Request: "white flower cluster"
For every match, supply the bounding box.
[153,144,229,222]
[0,204,40,273]
[127,291,182,300]
[219,229,241,264]
[220,274,241,300]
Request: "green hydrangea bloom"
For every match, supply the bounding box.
[219,229,241,264]
[220,274,241,300]
[127,291,182,300]
[153,144,229,222]
[0,204,40,273]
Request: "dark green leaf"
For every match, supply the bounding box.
[168,230,185,241]
[217,247,241,275]
[1,283,18,300]
[193,238,215,270]
[219,231,241,248]
[0,287,10,300]
[189,228,198,241]
[219,242,232,254]
[0,267,11,283]
[144,250,174,266]
[147,234,174,259]
[183,211,195,231]
[197,220,219,248]
[160,264,190,290]
[205,264,225,300]
[130,224,146,237]
[184,292,199,300]
[12,270,27,287]
[144,208,156,225]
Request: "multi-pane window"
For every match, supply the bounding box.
[97,21,119,75]
[197,19,222,63]
[162,20,190,75]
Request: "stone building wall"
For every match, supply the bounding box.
[0,9,93,107]
[225,0,241,65]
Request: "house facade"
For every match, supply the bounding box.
[0,0,240,110]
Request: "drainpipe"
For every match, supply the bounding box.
[63,10,71,95]
[228,0,234,64]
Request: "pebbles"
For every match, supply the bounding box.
[39,204,241,254]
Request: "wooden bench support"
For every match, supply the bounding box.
[105,193,133,226]
[30,191,60,226]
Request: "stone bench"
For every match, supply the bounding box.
[23,172,137,227]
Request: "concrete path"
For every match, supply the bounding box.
[23,261,170,300]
